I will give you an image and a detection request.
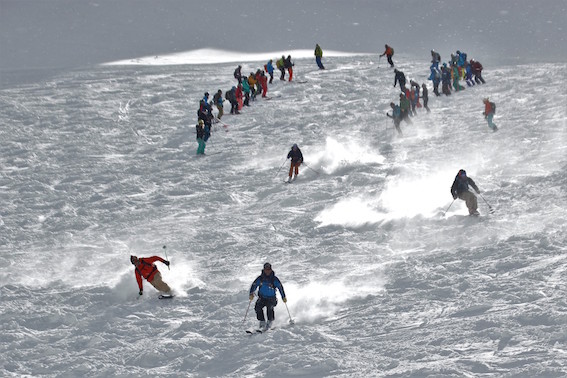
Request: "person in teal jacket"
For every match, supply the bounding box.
[249,262,286,329]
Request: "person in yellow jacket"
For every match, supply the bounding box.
[248,73,257,99]
[276,56,285,80]
[315,44,325,69]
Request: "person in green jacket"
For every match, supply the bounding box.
[399,93,412,125]
[276,56,286,80]
[315,44,325,69]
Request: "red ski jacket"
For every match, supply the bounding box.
[134,256,167,290]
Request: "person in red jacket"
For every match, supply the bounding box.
[259,71,268,97]
[130,255,172,296]
[380,44,395,67]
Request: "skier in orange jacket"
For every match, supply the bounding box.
[130,255,172,296]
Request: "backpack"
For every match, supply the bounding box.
[490,102,496,114]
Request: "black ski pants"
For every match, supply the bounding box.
[255,297,277,321]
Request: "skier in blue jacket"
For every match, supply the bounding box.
[249,262,287,330]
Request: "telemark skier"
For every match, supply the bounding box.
[450,170,481,216]
[287,143,303,182]
[130,255,172,296]
[249,262,287,330]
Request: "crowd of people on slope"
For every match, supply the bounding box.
[194,49,325,155]
[193,43,329,156]
[385,45,496,135]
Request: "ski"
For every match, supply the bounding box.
[158,294,174,299]
[246,327,275,335]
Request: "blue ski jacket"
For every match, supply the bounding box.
[250,271,286,299]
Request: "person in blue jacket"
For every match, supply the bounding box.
[266,59,275,84]
[249,262,287,330]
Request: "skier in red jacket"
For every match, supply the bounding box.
[130,255,172,296]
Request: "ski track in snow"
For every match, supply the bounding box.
[1,56,567,377]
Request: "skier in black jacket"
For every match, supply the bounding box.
[450,169,481,215]
[286,144,303,182]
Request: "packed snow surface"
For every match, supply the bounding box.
[1,50,566,377]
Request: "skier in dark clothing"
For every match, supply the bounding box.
[421,84,430,112]
[431,49,441,64]
[470,59,485,84]
[284,55,294,82]
[286,144,303,182]
[249,262,286,330]
[394,69,406,92]
[226,86,239,114]
[196,119,206,155]
[197,100,212,141]
[450,169,481,216]
[234,65,242,84]
[441,65,452,95]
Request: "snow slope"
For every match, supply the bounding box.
[1,52,566,377]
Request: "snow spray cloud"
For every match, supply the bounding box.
[312,136,385,175]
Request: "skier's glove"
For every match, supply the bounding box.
[452,194,457,200]
[283,297,287,303]
[249,294,254,301]
[139,291,143,296]
[164,260,170,266]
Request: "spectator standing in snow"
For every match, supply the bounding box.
[277,55,286,81]
[249,262,287,330]
[234,65,242,84]
[226,86,239,114]
[284,55,294,82]
[482,98,498,131]
[471,59,485,84]
[266,59,274,83]
[421,84,430,112]
[212,90,224,119]
[394,69,406,92]
[450,170,481,216]
[196,119,206,155]
[380,44,395,67]
[431,50,441,65]
[286,144,303,182]
[315,44,325,69]
[399,92,412,124]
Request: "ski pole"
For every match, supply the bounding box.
[163,245,170,270]
[274,158,288,179]
[478,193,495,214]
[303,163,320,175]
[243,298,253,323]
[442,199,455,217]
[284,301,295,324]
